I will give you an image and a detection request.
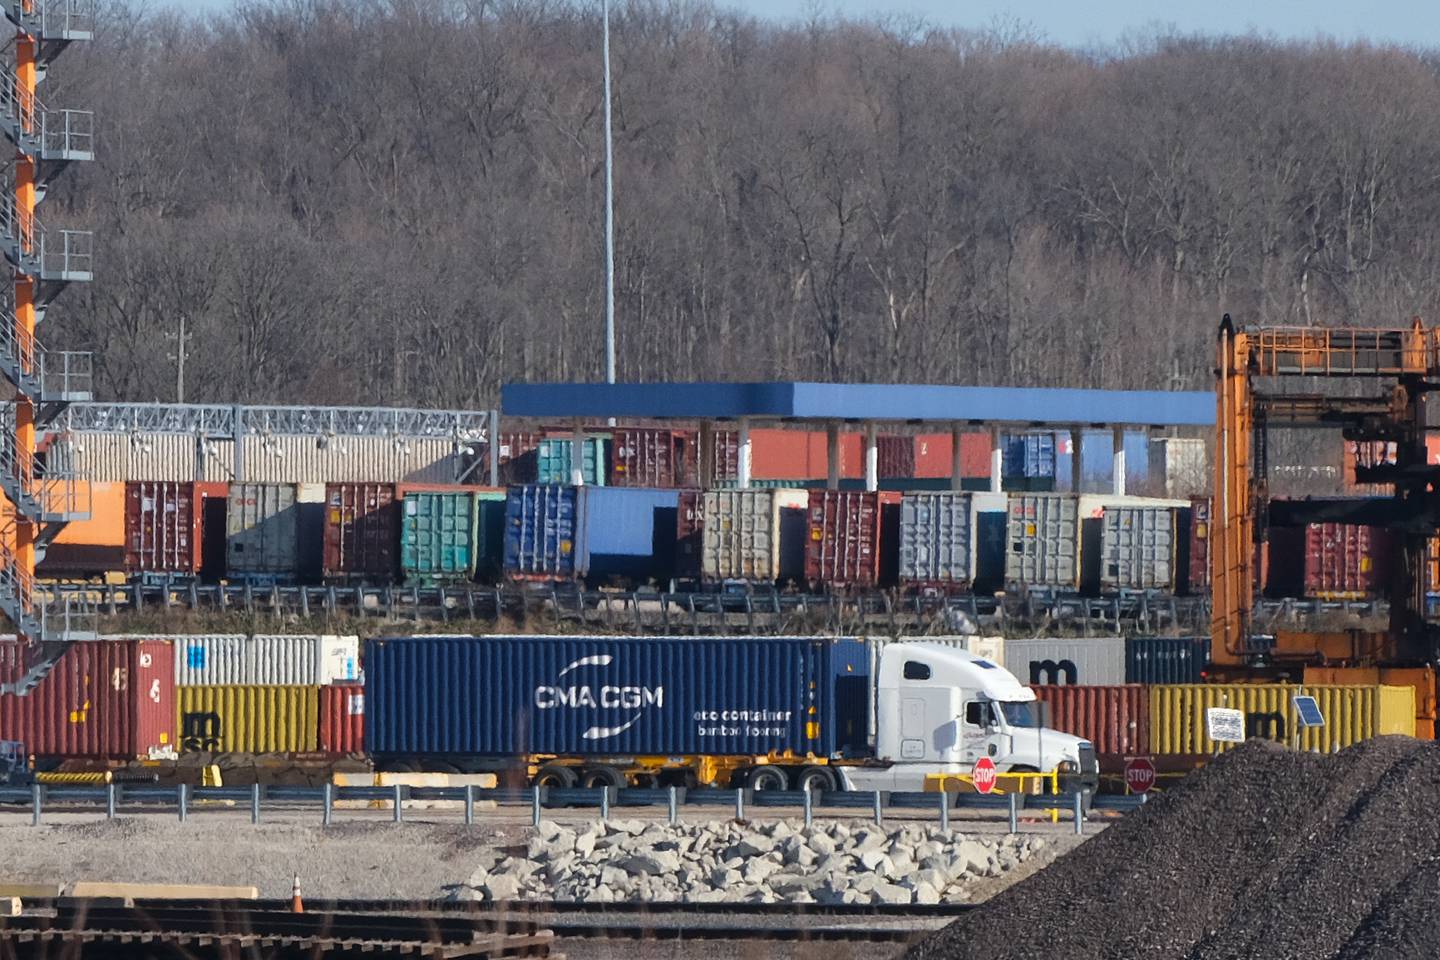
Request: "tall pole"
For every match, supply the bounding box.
[603,0,616,385]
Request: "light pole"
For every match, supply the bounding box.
[603,0,616,385]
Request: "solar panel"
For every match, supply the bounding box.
[1292,695,1325,728]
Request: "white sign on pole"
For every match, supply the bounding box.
[1206,707,1246,743]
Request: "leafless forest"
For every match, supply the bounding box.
[37,0,1440,407]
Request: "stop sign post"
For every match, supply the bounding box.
[971,757,998,794]
[1125,757,1157,794]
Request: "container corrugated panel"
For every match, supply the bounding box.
[227,483,299,576]
[0,640,176,759]
[897,493,972,587]
[709,431,740,484]
[1005,493,1079,588]
[1002,433,1056,479]
[701,489,809,581]
[877,435,915,479]
[1148,684,1415,755]
[239,435,467,484]
[504,484,579,579]
[174,635,360,686]
[1003,638,1125,686]
[318,683,365,754]
[1303,523,1393,599]
[580,487,681,556]
[124,481,201,574]
[401,490,479,581]
[1100,505,1178,591]
[610,429,699,488]
[364,635,864,758]
[323,482,397,581]
[804,490,893,588]
[536,438,607,486]
[176,685,320,754]
[1189,497,1210,594]
[1032,685,1149,757]
[1124,636,1206,684]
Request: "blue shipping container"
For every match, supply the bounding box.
[1124,636,1207,684]
[364,635,870,759]
[504,485,579,578]
[581,487,682,582]
[1002,433,1057,480]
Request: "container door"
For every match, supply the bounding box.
[778,505,807,586]
[973,511,1006,594]
[199,493,227,582]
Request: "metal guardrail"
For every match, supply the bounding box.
[59,402,494,440]
[0,783,1129,837]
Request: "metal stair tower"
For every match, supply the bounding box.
[0,0,96,696]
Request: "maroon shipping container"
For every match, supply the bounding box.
[318,683,365,754]
[676,490,704,579]
[1303,523,1394,598]
[124,481,205,574]
[323,483,398,582]
[877,435,915,479]
[1032,684,1149,763]
[497,431,542,485]
[611,428,699,488]
[0,639,176,759]
[804,490,900,588]
[1189,496,1211,594]
[709,431,740,484]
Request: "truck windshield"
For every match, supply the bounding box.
[999,701,1040,728]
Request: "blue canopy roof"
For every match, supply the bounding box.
[502,382,1214,428]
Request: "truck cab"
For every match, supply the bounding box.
[840,641,1097,794]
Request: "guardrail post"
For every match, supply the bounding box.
[667,786,678,826]
[938,791,949,831]
[803,786,813,827]
[872,790,883,827]
[531,786,541,827]
[1073,790,1084,836]
[1007,791,1018,835]
[106,782,116,820]
[177,783,188,822]
[251,783,261,825]
[734,788,744,821]
[464,785,474,826]
[599,787,610,821]
[323,783,333,826]
[30,783,40,825]
[393,784,403,823]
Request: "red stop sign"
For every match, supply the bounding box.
[1125,757,1157,794]
[971,757,998,794]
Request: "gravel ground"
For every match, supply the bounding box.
[906,736,1440,960]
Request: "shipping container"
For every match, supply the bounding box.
[1003,638,1126,686]
[536,437,607,486]
[124,481,205,575]
[1430,536,1440,593]
[1100,505,1179,591]
[804,490,897,589]
[1303,523,1394,599]
[323,482,397,582]
[497,431,542,485]
[1002,433,1056,480]
[897,492,972,589]
[610,429,696,488]
[676,490,703,580]
[401,489,480,582]
[173,635,360,686]
[318,683,365,754]
[227,483,299,577]
[1189,497,1211,594]
[709,431,740,484]
[876,435,915,479]
[1032,685,1149,758]
[750,430,856,480]
[579,487,682,583]
[0,640,176,759]
[1148,684,1414,756]
[912,432,992,481]
[364,635,864,759]
[1304,665,1438,740]
[1005,493,1080,589]
[1125,636,1207,685]
[701,488,810,582]
[176,685,320,754]
[504,484,579,580]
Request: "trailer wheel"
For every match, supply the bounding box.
[746,766,788,791]
[579,765,627,790]
[793,766,837,794]
[533,763,577,788]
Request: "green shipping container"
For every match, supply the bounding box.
[402,491,481,582]
[536,438,608,486]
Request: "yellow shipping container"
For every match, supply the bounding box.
[1148,684,1415,755]
[176,686,319,754]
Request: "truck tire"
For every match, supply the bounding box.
[746,766,788,791]
[533,763,577,788]
[579,765,627,789]
[793,766,837,794]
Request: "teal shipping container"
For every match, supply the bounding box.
[536,438,608,486]
[400,488,509,582]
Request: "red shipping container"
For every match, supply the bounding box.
[1303,523,1394,599]
[323,483,398,581]
[1189,496,1211,594]
[752,429,862,480]
[913,432,993,480]
[318,683,365,754]
[124,481,204,574]
[877,435,915,479]
[676,490,704,579]
[1032,684,1149,761]
[0,639,176,759]
[610,428,699,488]
[709,431,740,484]
[804,490,900,588]
[497,431,542,484]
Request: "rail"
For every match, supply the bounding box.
[1251,326,1429,377]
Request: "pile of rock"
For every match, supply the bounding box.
[455,819,1047,905]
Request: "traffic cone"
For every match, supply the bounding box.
[291,874,304,914]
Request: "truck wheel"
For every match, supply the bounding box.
[793,766,837,794]
[579,765,626,789]
[746,766,788,791]
[533,763,577,788]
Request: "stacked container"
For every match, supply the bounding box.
[1032,685,1148,760]
[580,487,682,583]
[319,683,365,754]
[322,482,398,582]
[1099,504,1180,592]
[701,488,809,583]
[400,488,485,583]
[536,437,607,486]
[1005,493,1080,589]
[124,481,207,576]
[804,490,897,589]
[1266,522,1394,599]
[1001,433,1056,488]
[897,492,972,592]
[227,483,300,580]
[1188,496,1211,594]
[1124,636,1207,684]
[1003,637,1125,686]
[504,484,579,580]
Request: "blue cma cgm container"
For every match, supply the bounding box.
[364,635,871,759]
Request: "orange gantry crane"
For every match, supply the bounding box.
[0,0,95,696]
[1212,316,1439,736]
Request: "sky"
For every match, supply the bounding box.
[171,0,1440,49]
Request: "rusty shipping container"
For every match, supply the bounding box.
[318,683,365,754]
[176,685,320,754]
[0,640,176,759]
[876,435,915,479]
[1189,497,1211,594]
[1031,684,1149,762]
[124,481,216,575]
[323,482,398,582]
[804,490,899,588]
[1304,523,1394,598]
[611,428,698,488]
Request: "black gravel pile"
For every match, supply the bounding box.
[906,736,1440,960]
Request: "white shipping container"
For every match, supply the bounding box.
[1003,637,1126,686]
[1006,493,1080,588]
[700,489,809,582]
[174,634,360,686]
